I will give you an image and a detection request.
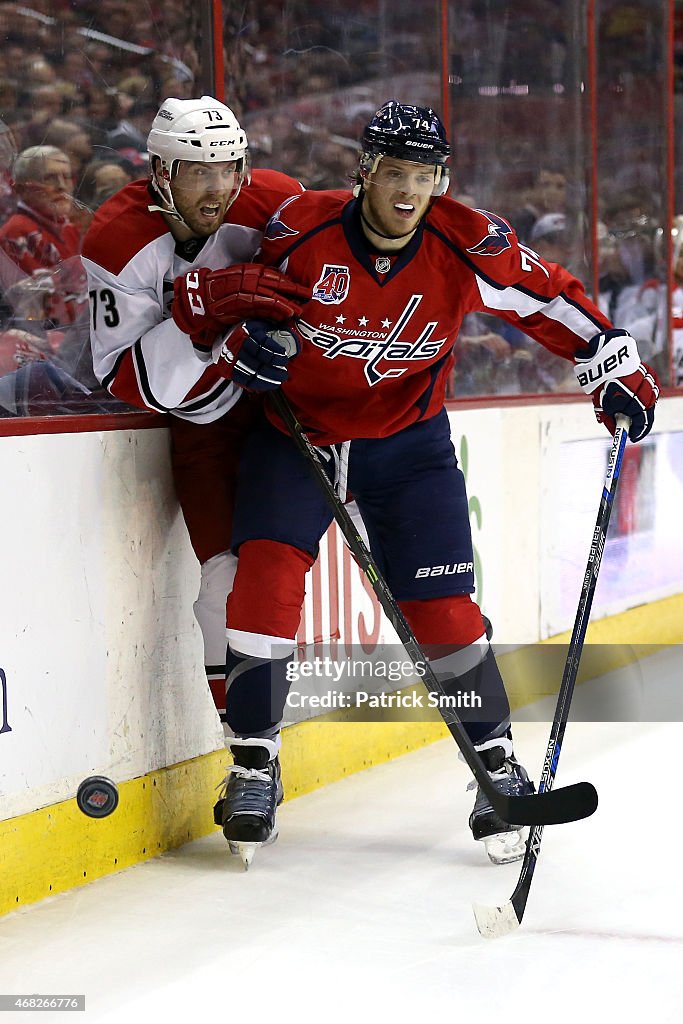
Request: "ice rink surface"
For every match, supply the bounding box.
[1,647,682,1023]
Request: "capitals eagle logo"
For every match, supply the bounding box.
[264,195,301,241]
[466,211,512,256]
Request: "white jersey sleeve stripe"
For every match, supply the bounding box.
[177,377,233,412]
[173,386,241,423]
[475,275,604,343]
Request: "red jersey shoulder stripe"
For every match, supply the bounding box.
[82,179,167,275]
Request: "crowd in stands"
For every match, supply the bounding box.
[0,0,679,414]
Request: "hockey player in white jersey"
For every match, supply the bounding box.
[82,99,308,861]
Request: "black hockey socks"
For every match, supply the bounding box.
[224,645,293,738]
[428,642,511,745]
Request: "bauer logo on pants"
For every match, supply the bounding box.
[415,562,474,578]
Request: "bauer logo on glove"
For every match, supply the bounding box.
[574,328,659,443]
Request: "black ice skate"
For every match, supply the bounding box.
[468,735,535,865]
[214,736,283,869]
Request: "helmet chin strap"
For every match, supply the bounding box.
[147,200,186,223]
[147,163,192,228]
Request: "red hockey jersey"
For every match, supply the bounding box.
[259,193,613,444]
[82,170,303,421]
[0,201,85,324]
[0,201,81,275]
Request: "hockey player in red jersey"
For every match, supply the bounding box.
[82,96,307,727]
[176,100,659,868]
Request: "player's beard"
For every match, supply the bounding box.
[172,190,234,237]
[177,201,225,237]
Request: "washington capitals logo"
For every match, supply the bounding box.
[296,295,447,386]
[264,195,301,241]
[466,211,512,256]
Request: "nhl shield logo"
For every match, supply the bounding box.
[312,264,351,304]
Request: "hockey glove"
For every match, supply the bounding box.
[172,264,310,350]
[574,328,659,443]
[214,320,299,392]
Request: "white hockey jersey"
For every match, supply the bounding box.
[81,172,304,421]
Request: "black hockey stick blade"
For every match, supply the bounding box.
[484,780,597,828]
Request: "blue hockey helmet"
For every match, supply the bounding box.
[358,100,451,196]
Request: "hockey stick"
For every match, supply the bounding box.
[473,414,630,938]
[271,389,598,828]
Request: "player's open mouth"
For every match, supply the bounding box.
[200,203,221,218]
[394,203,415,218]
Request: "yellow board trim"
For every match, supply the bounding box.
[3,593,682,917]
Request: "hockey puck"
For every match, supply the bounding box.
[76,776,119,818]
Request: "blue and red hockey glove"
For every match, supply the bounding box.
[213,319,299,392]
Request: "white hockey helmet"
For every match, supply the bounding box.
[147,96,249,220]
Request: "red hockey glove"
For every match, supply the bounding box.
[172,264,310,350]
[214,320,299,392]
[574,329,659,443]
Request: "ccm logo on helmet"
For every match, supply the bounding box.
[415,562,473,578]
[576,344,630,388]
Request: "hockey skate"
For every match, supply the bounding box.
[468,735,535,865]
[214,736,283,869]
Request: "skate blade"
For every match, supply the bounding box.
[229,841,258,870]
[481,829,526,865]
[228,827,279,869]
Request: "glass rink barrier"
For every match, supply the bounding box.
[0,0,205,419]
[0,0,681,417]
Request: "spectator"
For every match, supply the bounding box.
[0,118,18,225]
[0,145,86,326]
[41,119,93,186]
[82,88,122,148]
[672,215,683,386]
[76,157,137,213]
[105,98,158,166]
[598,189,666,367]
[529,212,572,264]
[509,163,568,243]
